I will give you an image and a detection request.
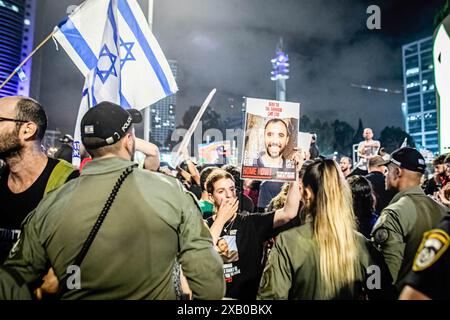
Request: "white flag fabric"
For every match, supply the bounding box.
[53,0,177,153]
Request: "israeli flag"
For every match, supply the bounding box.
[53,0,177,156]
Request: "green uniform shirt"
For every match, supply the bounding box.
[257,220,395,300]
[370,185,447,289]
[0,157,224,300]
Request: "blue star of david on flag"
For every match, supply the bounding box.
[54,0,178,155]
[120,37,135,69]
[96,44,118,83]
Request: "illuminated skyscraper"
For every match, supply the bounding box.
[0,0,36,98]
[150,59,177,151]
[402,37,438,153]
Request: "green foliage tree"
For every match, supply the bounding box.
[171,106,226,154]
[180,105,224,132]
[299,115,312,132]
[379,126,416,153]
[333,119,355,155]
[300,115,356,156]
[352,118,364,145]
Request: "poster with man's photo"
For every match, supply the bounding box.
[241,97,300,181]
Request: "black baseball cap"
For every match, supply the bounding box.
[381,147,426,174]
[81,101,142,149]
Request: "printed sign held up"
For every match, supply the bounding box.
[241,97,300,181]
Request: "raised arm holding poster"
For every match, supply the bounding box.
[198,140,232,165]
[298,132,313,154]
[241,98,300,181]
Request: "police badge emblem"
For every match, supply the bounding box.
[413,229,449,272]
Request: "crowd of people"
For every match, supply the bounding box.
[0,95,449,300]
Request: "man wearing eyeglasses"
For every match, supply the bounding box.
[0,96,78,264]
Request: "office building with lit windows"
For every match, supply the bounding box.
[0,0,35,98]
[150,60,177,151]
[402,36,438,153]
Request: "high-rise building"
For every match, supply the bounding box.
[402,36,438,154]
[150,59,177,151]
[0,0,35,98]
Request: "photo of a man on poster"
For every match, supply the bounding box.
[256,118,290,169]
[242,98,300,181]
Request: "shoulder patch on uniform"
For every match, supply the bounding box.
[373,228,389,245]
[413,229,450,272]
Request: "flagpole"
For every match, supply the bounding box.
[144,0,154,142]
[173,88,217,167]
[0,30,56,91]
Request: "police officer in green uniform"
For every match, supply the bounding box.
[0,102,225,300]
[371,147,447,290]
[399,214,450,300]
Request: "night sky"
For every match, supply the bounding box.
[30,0,445,138]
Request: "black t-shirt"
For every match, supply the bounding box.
[0,158,78,263]
[404,215,450,300]
[240,194,254,213]
[207,211,275,300]
[365,171,395,214]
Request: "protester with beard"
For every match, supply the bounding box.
[423,154,448,195]
[339,156,352,178]
[0,96,78,264]
[256,118,291,169]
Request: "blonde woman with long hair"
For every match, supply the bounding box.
[258,158,395,299]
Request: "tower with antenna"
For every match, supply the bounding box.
[271,38,289,101]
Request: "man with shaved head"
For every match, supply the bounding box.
[0,96,78,263]
[339,156,352,178]
[370,147,447,291]
[355,128,380,175]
